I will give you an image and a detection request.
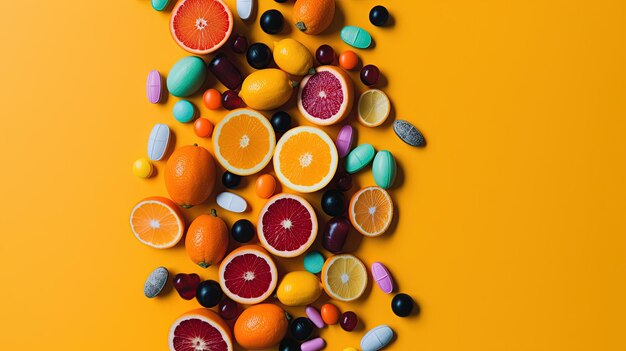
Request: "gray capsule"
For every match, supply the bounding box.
[393,120,425,147]
[144,267,168,298]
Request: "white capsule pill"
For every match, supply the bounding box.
[216,192,248,213]
[147,124,171,161]
[236,0,254,20]
[360,325,394,351]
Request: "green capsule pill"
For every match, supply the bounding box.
[372,150,396,189]
[166,56,207,97]
[151,0,171,11]
[304,251,325,274]
[345,144,375,174]
[340,26,372,49]
[173,100,196,123]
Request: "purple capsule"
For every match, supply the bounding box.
[230,34,248,54]
[323,216,351,253]
[335,125,355,158]
[209,54,244,90]
[301,337,326,351]
[146,70,163,104]
[305,306,325,328]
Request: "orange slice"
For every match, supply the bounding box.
[129,196,185,248]
[321,254,368,302]
[348,186,394,237]
[273,126,338,193]
[213,109,276,176]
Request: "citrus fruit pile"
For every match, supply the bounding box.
[132,1,425,350]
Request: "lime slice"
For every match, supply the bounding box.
[357,89,391,127]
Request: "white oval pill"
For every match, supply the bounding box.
[236,0,254,20]
[216,192,248,213]
[360,325,394,351]
[147,124,171,161]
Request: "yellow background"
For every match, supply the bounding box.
[1,0,625,349]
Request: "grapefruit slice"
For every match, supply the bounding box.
[168,308,233,351]
[273,126,338,193]
[257,193,318,257]
[213,109,276,176]
[170,0,234,55]
[349,186,394,237]
[297,65,354,126]
[321,254,368,302]
[129,196,185,249]
[218,245,278,304]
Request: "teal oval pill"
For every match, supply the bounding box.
[304,251,325,274]
[372,150,396,189]
[341,26,372,49]
[166,56,207,97]
[345,144,375,174]
[173,100,196,123]
[151,0,171,11]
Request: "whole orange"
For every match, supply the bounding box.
[165,144,216,208]
[185,209,229,268]
[293,0,335,35]
[234,303,288,350]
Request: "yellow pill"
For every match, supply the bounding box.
[343,348,358,351]
[133,158,154,178]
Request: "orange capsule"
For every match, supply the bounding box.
[255,174,276,199]
[339,51,359,70]
[321,303,340,325]
[194,118,214,138]
[203,88,222,110]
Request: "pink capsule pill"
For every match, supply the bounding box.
[146,70,163,104]
[371,262,394,294]
[335,125,355,158]
[301,337,326,351]
[306,306,325,328]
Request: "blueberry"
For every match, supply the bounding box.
[247,43,273,69]
[260,9,284,34]
[222,171,241,189]
[369,5,389,27]
[196,280,223,308]
[271,111,292,133]
[290,317,314,341]
[391,293,414,317]
[231,219,255,243]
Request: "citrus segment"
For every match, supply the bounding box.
[130,196,185,249]
[297,66,354,126]
[213,109,276,176]
[170,0,233,55]
[357,89,391,127]
[168,308,233,351]
[321,254,368,302]
[218,245,278,304]
[349,186,394,237]
[257,194,318,257]
[273,126,338,193]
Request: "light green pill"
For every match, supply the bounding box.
[166,56,207,97]
[345,144,375,174]
[340,26,372,49]
[304,251,325,274]
[372,150,396,189]
[151,0,171,11]
[173,100,196,123]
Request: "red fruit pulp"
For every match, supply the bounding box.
[300,71,344,120]
[261,198,314,251]
[171,318,229,351]
[171,0,232,54]
[222,253,273,299]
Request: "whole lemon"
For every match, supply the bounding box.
[273,38,315,76]
[277,271,322,306]
[239,69,296,110]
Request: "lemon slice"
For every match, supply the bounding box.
[357,89,391,127]
[321,254,368,302]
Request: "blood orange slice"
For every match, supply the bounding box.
[218,245,278,305]
[170,0,234,55]
[257,194,318,257]
[297,65,354,126]
[168,308,233,351]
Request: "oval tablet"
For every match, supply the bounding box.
[216,192,247,213]
[147,124,171,161]
[304,251,325,274]
[360,325,394,351]
[372,150,396,189]
[305,306,325,328]
[146,70,162,104]
[144,266,168,298]
[151,0,171,11]
[345,144,375,174]
[255,174,276,199]
[341,26,372,49]
[166,56,207,97]
[393,120,425,147]
[301,337,326,351]
[371,262,394,294]
[335,125,355,158]
[236,0,254,20]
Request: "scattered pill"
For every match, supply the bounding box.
[339,50,359,70]
[345,144,375,174]
[369,5,389,27]
[144,266,168,298]
[360,325,394,351]
[393,120,425,147]
[303,251,325,274]
[166,56,207,97]
[147,123,171,161]
[203,88,222,110]
[133,158,154,178]
[301,337,326,351]
[222,171,241,189]
[343,348,358,351]
[371,262,394,294]
[216,192,248,213]
[255,174,276,199]
[231,34,248,54]
[146,70,163,104]
[151,0,171,11]
[194,118,214,138]
[305,306,325,328]
[321,303,340,325]
[372,150,396,189]
[341,26,372,49]
[391,293,415,317]
[209,54,244,90]
[335,125,355,158]
[291,317,314,341]
[236,0,254,20]
[173,100,196,123]
[340,311,358,331]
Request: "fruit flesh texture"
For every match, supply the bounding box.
[260,197,315,253]
[324,255,367,300]
[131,198,184,248]
[300,71,344,120]
[350,187,393,235]
[170,0,232,54]
[222,253,273,299]
[276,130,335,188]
[215,112,273,173]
